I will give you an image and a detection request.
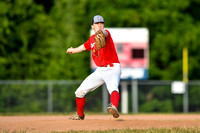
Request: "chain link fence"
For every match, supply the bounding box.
[0,80,200,113]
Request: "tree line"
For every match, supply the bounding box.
[0,0,200,113]
[1,0,200,80]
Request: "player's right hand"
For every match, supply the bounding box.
[66,47,74,54]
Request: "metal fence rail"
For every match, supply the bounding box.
[0,80,82,113]
[0,80,200,113]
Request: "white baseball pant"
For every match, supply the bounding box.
[75,63,121,98]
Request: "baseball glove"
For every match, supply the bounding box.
[95,30,106,50]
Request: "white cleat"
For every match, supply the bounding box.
[107,104,119,118]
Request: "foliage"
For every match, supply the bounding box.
[1,0,200,80]
[0,84,47,113]
[0,0,56,79]
[1,0,200,113]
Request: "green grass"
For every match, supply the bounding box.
[55,127,200,133]
[1,127,200,133]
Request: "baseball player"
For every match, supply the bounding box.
[66,15,121,120]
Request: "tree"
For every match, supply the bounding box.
[0,0,56,79]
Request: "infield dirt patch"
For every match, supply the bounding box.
[0,114,200,132]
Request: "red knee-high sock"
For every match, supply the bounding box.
[110,91,120,108]
[76,97,85,117]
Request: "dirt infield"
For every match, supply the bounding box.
[0,114,200,132]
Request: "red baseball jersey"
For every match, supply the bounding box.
[84,29,120,67]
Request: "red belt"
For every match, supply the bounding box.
[101,63,114,67]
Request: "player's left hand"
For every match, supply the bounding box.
[95,30,106,50]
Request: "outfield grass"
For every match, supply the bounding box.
[60,127,200,133]
[1,127,199,133]
[55,127,200,133]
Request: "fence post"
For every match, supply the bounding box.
[102,84,108,113]
[183,47,189,113]
[121,81,128,114]
[132,80,138,113]
[47,83,53,113]
[183,83,189,113]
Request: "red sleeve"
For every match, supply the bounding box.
[105,29,110,36]
[105,29,111,42]
[84,38,91,51]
